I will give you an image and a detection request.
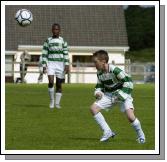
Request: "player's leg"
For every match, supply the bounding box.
[38,73,43,83]
[24,65,27,78]
[122,97,145,143]
[55,77,64,108]
[23,65,28,83]
[20,64,24,83]
[48,75,54,109]
[38,67,43,83]
[90,95,115,142]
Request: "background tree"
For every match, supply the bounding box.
[124,6,155,51]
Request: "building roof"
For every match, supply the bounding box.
[5,5,128,51]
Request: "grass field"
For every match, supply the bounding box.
[5,83,155,150]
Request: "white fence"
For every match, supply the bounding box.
[5,60,155,84]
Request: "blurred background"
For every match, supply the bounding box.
[5,5,155,84]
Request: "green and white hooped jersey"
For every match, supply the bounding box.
[95,64,133,101]
[42,36,69,67]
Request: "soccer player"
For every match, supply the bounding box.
[91,50,145,143]
[42,23,69,109]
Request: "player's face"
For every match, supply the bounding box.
[52,25,60,37]
[93,57,105,71]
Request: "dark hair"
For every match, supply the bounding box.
[93,50,109,63]
[52,23,61,29]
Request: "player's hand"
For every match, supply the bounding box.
[43,67,47,74]
[95,92,103,100]
[64,65,69,74]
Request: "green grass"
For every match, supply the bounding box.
[125,48,155,63]
[5,83,155,150]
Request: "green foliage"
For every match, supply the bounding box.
[125,6,155,51]
[5,83,155,150]
[125,48,155,63]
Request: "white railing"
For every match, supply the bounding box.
[5,60,155,84]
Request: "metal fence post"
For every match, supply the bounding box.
[67,69,71,83]
[21,57,25,83]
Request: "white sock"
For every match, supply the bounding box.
[131,118,145,138]
[55,93,62,105]
[48,87,54,101]
[94,112,111,132]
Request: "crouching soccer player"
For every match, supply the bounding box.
[91,50,145,143]
[42,23,69,109]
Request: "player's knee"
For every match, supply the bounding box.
[125,108,136,122]
[90,103,100,115]
[48,82,54,88]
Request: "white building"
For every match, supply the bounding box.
[5,5,129,83]
[5,45,129,83]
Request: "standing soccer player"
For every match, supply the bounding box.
[42,23,69,109]
[91,50,145,143]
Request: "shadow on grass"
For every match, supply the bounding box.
[69,137,99,141]
[6,103,47,108]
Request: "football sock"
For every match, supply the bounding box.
[94,112,111,132]
[131,118,145,138]
[48,87,54,101]
[55,93,62,105]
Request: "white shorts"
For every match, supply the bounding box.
[95,93,134,112]
[47,62,65,79]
